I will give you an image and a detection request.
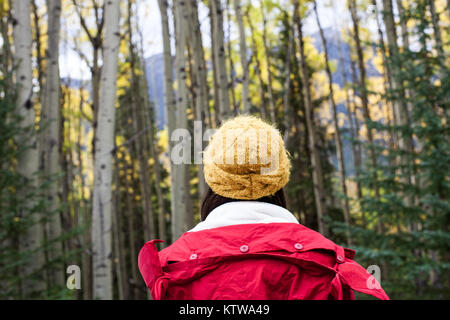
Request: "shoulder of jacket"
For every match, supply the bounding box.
[159,223,352,266]
[335,258,390,300]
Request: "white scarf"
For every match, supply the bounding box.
[188,201,299,232]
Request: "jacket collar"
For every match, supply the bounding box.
[188,201,299,232]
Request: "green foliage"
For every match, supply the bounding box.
[331,0,449,299]
[0,49,82,301]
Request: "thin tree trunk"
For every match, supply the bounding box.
[172,0,191,240]
[337,37,364,209]
[349,0,384,233]
[381,0,415,209]
[260,1,276,123]
[372,0,399,160]
[31,0,44,100]
[349,59,367,228]
[157,0,177,243]
[71,0,104,158]
[139,51,167,246]
[226,0,237,115]
[43,0,64,287]
[245,9,267,119]
[123,151,140,299]
[135,17,168,246]
[127,0,154,245]
[209,0,220,127]
[190,1,212,128]
[234,0,250,113]
[111,165,128,299]
[91,0,120,300]
[283,6,296,145]
[11,0,47,296]
[185,0,207,199]
[428,0,444,57]
[211,0,231,122]
[294,0,328,236]
[76,85,92,300]
[313,1,351,245]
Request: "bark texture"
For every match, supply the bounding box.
[294,0,328,236]
[12,0,46,295]
[43,0,64,286]
[91,0,121,300]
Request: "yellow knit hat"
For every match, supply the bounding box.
[203,115,291,200]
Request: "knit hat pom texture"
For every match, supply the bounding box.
[203,115,291,200]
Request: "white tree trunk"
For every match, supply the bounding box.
[157,0,177,242]
[91,0,121,300]
[43,0,64,286]
[12,0,46,295]
[186,0,207,198]
[172,0,190,240]
[233,0,250,113]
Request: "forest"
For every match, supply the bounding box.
[0,0,448,300]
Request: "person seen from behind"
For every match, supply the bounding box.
[138,115,389,300]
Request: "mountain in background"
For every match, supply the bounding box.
[144,27,379,131]
[144,28,380,175]
[145,53,166,130]
[61,28,379,175]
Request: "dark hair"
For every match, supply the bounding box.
[200,186,287,221]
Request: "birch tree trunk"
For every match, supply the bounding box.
[91,0,120,300]
[43,0,64,286]
[313,1,351,244]
[186,0,207,198]
[157,0,177,242]
[211,0,231,122]
[229,3,240,116]
[172,0,191,240]
[234,0,250,113]
[191,1,212,128]
[294,0,328,236]
[11,0,46,296]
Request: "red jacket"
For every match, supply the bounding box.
[138,223,389,300]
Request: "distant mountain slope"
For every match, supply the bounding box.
[143,28,383,174]
[145,53,166,130]
[144,27,380,131]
